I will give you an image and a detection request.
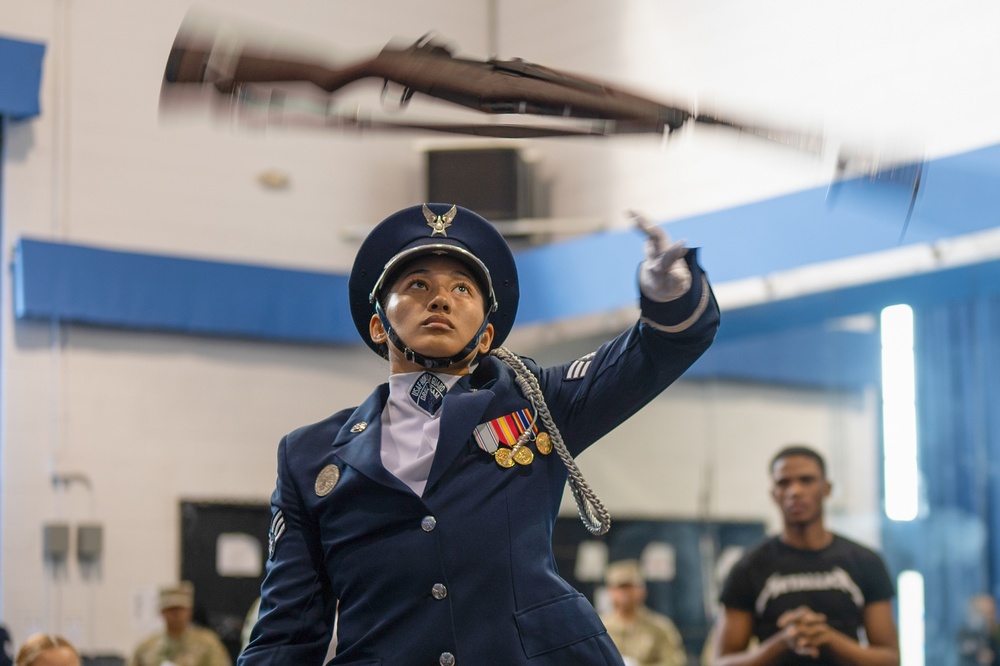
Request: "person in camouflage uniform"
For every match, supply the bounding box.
[130,582,231,666]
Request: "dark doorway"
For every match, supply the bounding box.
[180,500,271,662]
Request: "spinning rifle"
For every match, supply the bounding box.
[162,30,821,150]
[162,25,922,238]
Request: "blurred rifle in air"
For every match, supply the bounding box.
[162,21,923,238]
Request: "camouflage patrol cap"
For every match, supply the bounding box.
[605,560,645,587]
[159,581,194,610]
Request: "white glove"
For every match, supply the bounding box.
[631,210,691,303]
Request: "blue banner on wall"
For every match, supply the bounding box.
[13,238,355,345]
[0,36,45,120]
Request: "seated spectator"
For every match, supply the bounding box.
[600,559,687,666]
[129,582,230,666]
[1,622,13,666]
[240,597,260,653]
[15,634,79,666]
[958,594,1000,666]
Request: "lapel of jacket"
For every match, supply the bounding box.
[329,383,412,494]
[424,373,497,494]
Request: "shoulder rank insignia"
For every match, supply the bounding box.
[268,508,285,560]
[565,352,596,380]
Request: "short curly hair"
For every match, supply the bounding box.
[769,444,827,479]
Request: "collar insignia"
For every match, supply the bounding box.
[423,204,457,237]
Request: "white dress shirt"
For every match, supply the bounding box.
[380,371,462,496]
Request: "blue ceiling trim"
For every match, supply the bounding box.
[13,238,353,345]
[14,236,999,389]
[718,259,1000,342]
[516,143,1000,324]
[685,324,881,390]
[11,143,1000,383]
[0,36,45,121]
[690,144,1000,277]
[684,259,1000,389]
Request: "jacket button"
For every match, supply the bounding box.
[431,583,448,600]
[439,652,455,666]
[421,516,437,532]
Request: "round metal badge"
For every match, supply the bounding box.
[512,445,534,466]
[536,432,553,455]
[494,448,515,468]
[314,464,341,496]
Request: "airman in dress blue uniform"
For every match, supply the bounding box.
[239,203,720,665]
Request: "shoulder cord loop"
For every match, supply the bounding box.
[490,346,611,535]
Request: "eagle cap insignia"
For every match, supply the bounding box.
[423,204,457,237]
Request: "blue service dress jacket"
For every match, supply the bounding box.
[240,251,720,666]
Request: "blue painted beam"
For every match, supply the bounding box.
[13,239,354,345]
[508,144,1000,326]
[0,36,45,120]
[17,237,1000,389]
[11,142,1000,388]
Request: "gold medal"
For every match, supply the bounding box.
[494,448,515,468]
[536,432,552,455]
[314,464,341,496]
[512,445,534,466]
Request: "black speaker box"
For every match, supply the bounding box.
[425,148,533,221]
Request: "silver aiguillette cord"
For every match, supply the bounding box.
[490,347,610,535]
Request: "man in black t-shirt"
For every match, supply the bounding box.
[709,445,900,665]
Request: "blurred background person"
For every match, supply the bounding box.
[129,582,231,666]
[239,597,260,654]
[14,634,79,666]
[601,560,687,666]
[958,594,1000,666]
[711,445,898,665]
[1,623,13,666]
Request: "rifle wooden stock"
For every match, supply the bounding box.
[165,39,692,133]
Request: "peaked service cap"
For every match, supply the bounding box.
[348,203,519,356]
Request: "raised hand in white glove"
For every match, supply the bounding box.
[631,210,692,303]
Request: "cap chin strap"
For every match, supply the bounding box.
[375,302,490,370]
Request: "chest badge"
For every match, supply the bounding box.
[315,464,341,496]
[350,422,368,433]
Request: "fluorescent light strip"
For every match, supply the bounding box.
[881,304,919,521]
[898,570,925,666]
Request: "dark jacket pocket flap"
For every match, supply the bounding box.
[514,592,607,658]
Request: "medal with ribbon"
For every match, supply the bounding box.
[473,408,550,468]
